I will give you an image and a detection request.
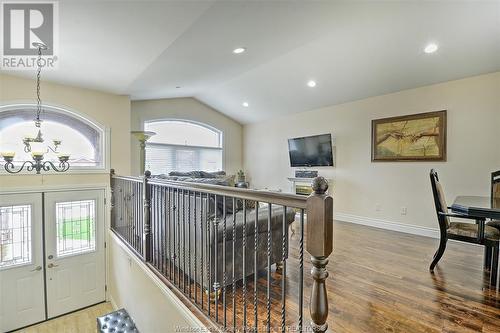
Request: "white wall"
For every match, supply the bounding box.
[131,97,243,176]
[244,72,500,231]
[0,73,131,187]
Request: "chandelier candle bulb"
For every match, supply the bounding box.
[31,151,45,159]
[1,151,15,160]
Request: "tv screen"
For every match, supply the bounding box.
[288,134,333,167]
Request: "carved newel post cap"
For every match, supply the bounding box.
[312,176,328,194]
[144,170,151,177]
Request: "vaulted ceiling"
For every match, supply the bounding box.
[3,1,500,124]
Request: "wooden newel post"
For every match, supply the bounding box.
[143,170,152,261]
[306,176,333,333]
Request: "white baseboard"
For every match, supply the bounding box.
[108,293,118,310]
[335,212,439,239]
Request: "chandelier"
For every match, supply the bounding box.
[1,43,70,174]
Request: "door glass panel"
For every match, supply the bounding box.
[0,205,32,268]
[56,200,96,257]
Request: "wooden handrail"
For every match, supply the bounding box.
[112,172,308,209]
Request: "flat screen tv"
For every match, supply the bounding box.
[288,134,333,167]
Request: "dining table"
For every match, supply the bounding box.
[451,196,500,220]
[451,195,500,287]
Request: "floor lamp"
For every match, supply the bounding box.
[131,131,156,175]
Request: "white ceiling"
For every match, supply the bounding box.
[3,0,500,124]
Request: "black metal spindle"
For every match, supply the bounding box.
[183,189,187,293]
[267,203,272,333]
[232,197,237,332]
[188,190,192,298]
[194,191,198,304]
[242,200,247,333]
[161,187,166,275]
[281,206,287,333]
[223,196,227,328]
[254,201,259,333]
[207,193,212,316]
[168,188,172,279]
[299,209,305,333]
[177,189,181,287]
[200,192,205,309]
[214,195,220,322]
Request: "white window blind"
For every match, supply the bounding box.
[144,120,223,175]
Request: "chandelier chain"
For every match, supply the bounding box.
[35,46,43,127]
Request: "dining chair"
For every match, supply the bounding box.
[485,170,500,266]
[487,170,500,228]
[429,169,500,285]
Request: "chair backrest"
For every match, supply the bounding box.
[430,169,450,230]
[492,170,500,209]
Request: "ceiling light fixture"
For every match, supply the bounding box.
[242,102,249,107]
[233,47,246,54]
[307,80,317,88]
[424,43,438,54]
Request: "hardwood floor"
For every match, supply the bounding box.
[14,302,112,333]
[164,220,500,333]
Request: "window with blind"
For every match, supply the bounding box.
[144,120,223,175]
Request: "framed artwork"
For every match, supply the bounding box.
[372,110,447,162]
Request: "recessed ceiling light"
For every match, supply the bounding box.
[424,43,438,54]
[307,80,317,88]
[233,47,246,54]
[242,102,249,107]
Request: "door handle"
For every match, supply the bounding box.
[47,263,59,268]
[30,266,42,272]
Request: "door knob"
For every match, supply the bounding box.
[30,266,42,272]
[47,263,59,268]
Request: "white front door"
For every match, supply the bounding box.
[44,189,105,318]
[0,193,45,332]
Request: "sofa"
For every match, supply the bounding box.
[152,171,296,291]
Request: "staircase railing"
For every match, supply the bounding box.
[110,170,333,332]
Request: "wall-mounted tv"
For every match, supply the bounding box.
[288,134,334,167]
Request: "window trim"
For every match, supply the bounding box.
[0,102,110,174]
[143,118,225,172]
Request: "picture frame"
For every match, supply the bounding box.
[371,110,447,162]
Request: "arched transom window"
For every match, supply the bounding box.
[144,120,223,175]
[0,105,106,171]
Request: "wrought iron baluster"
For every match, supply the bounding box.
[168,188,172,280]
[154,185,158,267]
[214,195,220,323]
[183,189,187,293]
[174,189,181,287]
[242,200,247,333]
[207,193,212,316]
[188,190,192,298]
[159,186,166,276]
[194,191,198,304]
[232,197,237,332]
[200,192,205,309]
[267,203,272,333]
[299,209,305,333]
[254,201,259,333]
[281,206,287,333]
[223,196,227,329]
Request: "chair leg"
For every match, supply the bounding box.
[485,246,492,271]
[430,235,447,271]
[490,245,499,287]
